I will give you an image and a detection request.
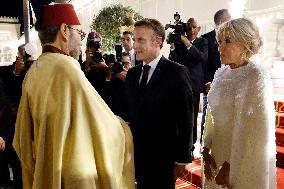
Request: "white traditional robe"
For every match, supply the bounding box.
[203,62,276,189]
[13,52,135,189]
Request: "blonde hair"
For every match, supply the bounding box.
[216,18,262,58]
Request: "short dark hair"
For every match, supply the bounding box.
[122,31,133,36]
[134,18,165,48]
[214,9,229,24]
[37,26,61,45]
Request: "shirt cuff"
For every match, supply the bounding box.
[13,70,20,76]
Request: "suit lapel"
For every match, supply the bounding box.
[192,37,201,48]
[147,56,165,88]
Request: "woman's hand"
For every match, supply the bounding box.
[202,147,217,180]
[215,161,231,188]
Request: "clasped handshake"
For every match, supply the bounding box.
[202,147,232,189]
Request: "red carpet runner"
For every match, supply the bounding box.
[175,179,200,189]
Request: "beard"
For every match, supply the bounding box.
[68,32,81,60]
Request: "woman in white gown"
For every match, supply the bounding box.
[202,18,276,189]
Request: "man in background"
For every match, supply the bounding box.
[169,17,208,157]
[200,9,231,144]
[0,78,22,189]
[121,31,141,66]
[13,3,134,189]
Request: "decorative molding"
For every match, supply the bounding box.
[0,16,19,24]
[245,5,284,17]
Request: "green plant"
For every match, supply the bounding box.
[91,4,143,53]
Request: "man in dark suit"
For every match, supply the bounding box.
[125,18,194,189]
[200,9,231,144]
[0,79,22,189]
[121,31,142,66]
[169,17,208,155]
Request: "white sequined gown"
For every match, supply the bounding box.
[202,62,276,189]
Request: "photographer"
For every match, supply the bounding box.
[168,17,208,158]
[82,33,109,100]
[0,43,36,113]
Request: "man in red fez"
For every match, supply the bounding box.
[13,3,135,189]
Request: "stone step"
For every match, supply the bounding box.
[276,127,284,145]
[277,145,284,167]
[276,112,284,127]
[180,159,202,188]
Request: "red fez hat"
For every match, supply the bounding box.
[41,3,80,27]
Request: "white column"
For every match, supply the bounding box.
[23,0,30,43]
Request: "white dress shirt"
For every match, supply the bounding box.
[139,53,162,84]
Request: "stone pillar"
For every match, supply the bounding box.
[23,0,30,43]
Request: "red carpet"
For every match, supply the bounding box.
[276,112,284,127]
[276,127,284,145]
[180,159,202,188]
[175,179,200,189]
[277,167,284,189]
[275,101,284,112]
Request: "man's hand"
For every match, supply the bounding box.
[0,137,5,151]
[170,42,175,50]
[202,147,217,180]
[173,164,186,180]
[95,61,108,70]
[215,161,231,188]
[14,56,25,76]
[180,35,191,48]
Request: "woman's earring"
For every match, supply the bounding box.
[241,52,245,60]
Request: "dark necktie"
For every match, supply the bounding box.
[139,65,151,90]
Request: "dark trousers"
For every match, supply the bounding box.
[134,149,175,189]
[191,92,200,152]
[200,93,208,144]
[0,146,22,189]
[135,161,175,189]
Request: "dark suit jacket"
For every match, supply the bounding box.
[0,79,14,147]
[202,30,221,83]
[169,37,208,94]
[0,62,29,107]
[125,56,194,166]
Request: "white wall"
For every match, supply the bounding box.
[138,0,229,25]
[0,18,20,66]
[247,0,284,11]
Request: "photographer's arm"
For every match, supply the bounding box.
[186,38,208,66]
[180,35,192,49]
[13,56,25,76]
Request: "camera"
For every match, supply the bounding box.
[22,50,34,70]
[87,40,103,63]
[115,44,123,63]
[91,51,103,63]
[103,53,115,65]
[87,40,101,49]
[165,12,191,44]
